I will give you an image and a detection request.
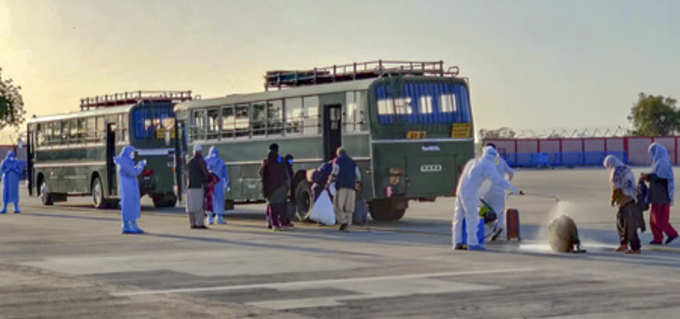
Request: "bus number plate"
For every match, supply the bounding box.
[406,131,427,139]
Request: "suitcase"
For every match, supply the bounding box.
[506,208,520,241]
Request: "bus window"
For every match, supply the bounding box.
[96,116,105,140]
[86,117,96,142]
[285,97,303,134]
[303,96,319,135]
[266,100,283,136]
[235,104,249,138]
[376,82,470,124]
[43,123,53,146]
[344,91,357,132]
[207,108,220,140]
[440,94,456,113]
[357,90,368,132]
[222,105,235,138]
[119,114,129,143]
[36,124,45,146]
[134,107,175,141]
[252,102,266,136]
[189,109,206,140]
[419,96,433,114]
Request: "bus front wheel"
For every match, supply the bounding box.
[91,177,106,209]
[368,198,407,222]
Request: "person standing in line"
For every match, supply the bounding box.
[604,155,644,254]
[281,154,296,228]
[329,147,360,232]
[259,143,289,231]
[114,146,146,234]
[481,143,514,240]
[187,144,210,229]
[641,143,678,245]
[0,150,22,214]
[205,146,229,225]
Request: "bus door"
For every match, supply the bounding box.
[322,104,342,161]
[27,126,34,196]
[106,123,117,196]
[174,120,186,203]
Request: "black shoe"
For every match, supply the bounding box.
[454,244,467,250]
[665,235,678,245]
[190,226,198,229]
[339,224,348,231]
[198,225,209,229]
[649,240,662,245]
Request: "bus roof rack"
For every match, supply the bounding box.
[80,90,194,110]
[264,60,460,91]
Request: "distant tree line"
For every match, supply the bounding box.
[480,92,679,139]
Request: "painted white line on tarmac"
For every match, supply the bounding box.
[112,267,536,297]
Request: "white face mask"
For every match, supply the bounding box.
[129,152,135,160]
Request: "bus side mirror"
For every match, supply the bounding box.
[17,138,23,149]
[164,131,171,146]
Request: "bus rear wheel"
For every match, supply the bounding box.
[39,180,53,206]
[369,198,407,222]
[91,177,106,209]
[294,181,313,221]
[152,193,177,208]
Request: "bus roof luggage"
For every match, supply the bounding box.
[264,60,460,91]
[80,90,194,110]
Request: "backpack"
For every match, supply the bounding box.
[637,180,650,212]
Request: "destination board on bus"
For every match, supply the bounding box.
[450,123,471,138]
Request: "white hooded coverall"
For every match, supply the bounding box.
[453,146,519,247]
[482,153,514,230]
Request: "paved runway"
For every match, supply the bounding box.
[2,168,680,318]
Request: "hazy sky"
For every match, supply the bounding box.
[1,0,679,142]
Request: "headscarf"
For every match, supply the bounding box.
[114,146,136,166]
[1,151,22,174]
[482,145,498,162]
[205,146,225,174]
[603,155,636,198]
[648,143,674,202]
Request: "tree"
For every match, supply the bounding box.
[479,127,516,140]
[628,93,678,136]
[0,67,26,130]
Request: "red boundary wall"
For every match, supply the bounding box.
[485,136,680,166]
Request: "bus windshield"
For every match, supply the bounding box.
[132,105,175,141]
[375,81,471,125]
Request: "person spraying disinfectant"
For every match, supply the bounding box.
[114,146,147,234]
[453,146,523,251]
[0,151,22,214]
[481,143,514,240]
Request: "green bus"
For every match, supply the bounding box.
[26,91,192,208]
[174,61,474,221]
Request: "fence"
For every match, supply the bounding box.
[484,136,680,167]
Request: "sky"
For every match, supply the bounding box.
[1,0,679,143]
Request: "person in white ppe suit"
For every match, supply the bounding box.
[453,146,522,251]
[481,143,514,240]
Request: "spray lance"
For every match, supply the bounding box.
[508,190,560,202]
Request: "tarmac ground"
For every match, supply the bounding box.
[2,168,680,318]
